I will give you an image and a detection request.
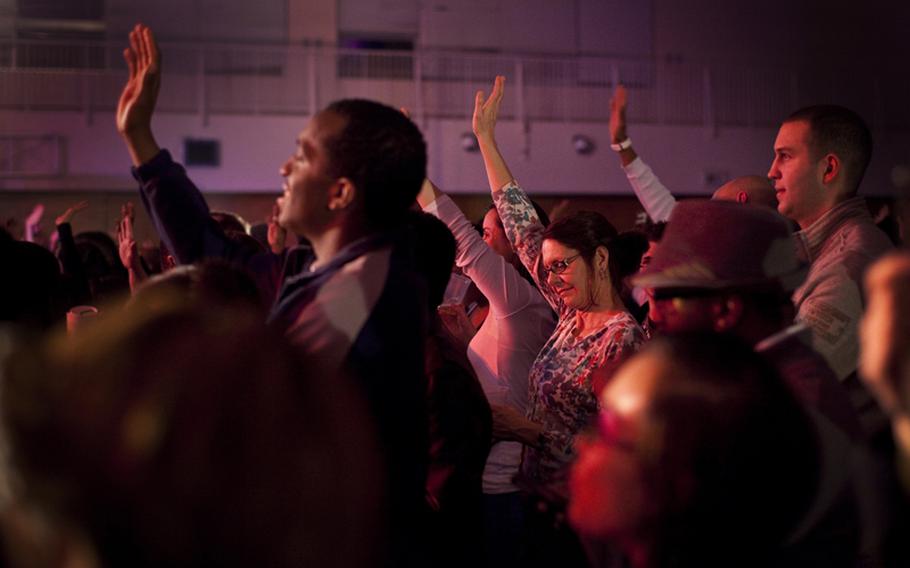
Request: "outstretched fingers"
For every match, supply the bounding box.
[143,26,160,71]
[482,76,505,118]
[490,75,505,104]
[123,47,137,80]
[610,84,627,113]
[135,25,149,69]
[129,26,143,68]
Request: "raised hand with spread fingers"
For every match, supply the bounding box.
[609,84,638,166]
[473,75,516,193]
[116,24,163,166]
[117,202,147,291]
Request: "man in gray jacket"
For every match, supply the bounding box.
[768,104,893,440]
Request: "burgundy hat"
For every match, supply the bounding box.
[632,200,806,291]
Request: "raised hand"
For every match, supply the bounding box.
[609,84,628,143]
[117,202,138,268]
[23,203,45,243]
[116,24,162,166]
[55,200,89,226]
[473,76,516,192]
[472,75,505,142]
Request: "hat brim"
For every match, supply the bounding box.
[631,265,808,293]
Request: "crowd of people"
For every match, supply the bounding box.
[1,23,909,567]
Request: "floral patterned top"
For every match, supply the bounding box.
[493,181,645,486]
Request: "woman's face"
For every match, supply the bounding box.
[541,239,604,310]
[568,352,663,539]
[482,209,515,261]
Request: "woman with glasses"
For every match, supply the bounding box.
[474,76,648,564]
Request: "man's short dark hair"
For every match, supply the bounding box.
[785,105,872,195]
[322,99,427,230]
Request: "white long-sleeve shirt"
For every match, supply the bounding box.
[423,194,556,493]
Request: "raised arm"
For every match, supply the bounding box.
[116,24,283,299]
[609,85,676,223]
[609,85,638,167]
[420,177,545,317]
[474,77,563,313]
[54,201,92,305]
[474,76,515,193]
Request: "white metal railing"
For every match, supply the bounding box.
[0,38,906,131]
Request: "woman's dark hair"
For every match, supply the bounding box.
[637,333,818,567]
[543,211,648,308]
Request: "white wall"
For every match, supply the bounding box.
[3,0,908,197]
[2,108,904,197]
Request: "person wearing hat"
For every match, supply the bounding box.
[634,199,860,438]
[634,199,899,566]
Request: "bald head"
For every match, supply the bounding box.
[712,176,778,210]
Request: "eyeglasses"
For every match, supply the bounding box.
[544,254,581,275]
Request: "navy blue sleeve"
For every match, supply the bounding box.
[132,149,285,303]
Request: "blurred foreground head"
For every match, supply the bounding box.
[570,333,816,567]
[3,296,382,568]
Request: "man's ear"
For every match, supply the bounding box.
[821,153,841,185]
[327,177,357,211]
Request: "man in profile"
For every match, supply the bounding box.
[768,104,893,439]
[116,24,430,567]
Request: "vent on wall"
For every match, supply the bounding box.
[0,135,65,177]
[184,139,220,167]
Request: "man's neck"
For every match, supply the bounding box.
[797,201,836,230]
[308,222,374,271]
[796,190,854,230]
